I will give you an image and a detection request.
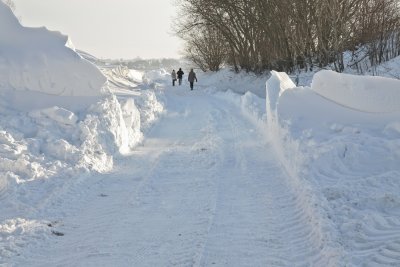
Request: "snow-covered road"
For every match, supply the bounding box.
[15,88,330,266]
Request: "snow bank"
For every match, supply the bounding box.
[100,65,143,90]
[0,77,163,261]
[0,4,164,261]
[214,90,266,130]
[0,2,106,105]
[266,70,296,113]
[129,69,144,84]
[199,69,267,98]
[312,70,400,113]
[215,74,341,264]
[0,218,49,260]
[142,68,170,90]
[265,71,306,177]
[0,94,143,180]
[267,70,400,265]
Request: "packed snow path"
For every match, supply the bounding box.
[15,88,330,266]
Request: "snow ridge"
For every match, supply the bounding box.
[267,70,400,265]
[0,4,164,260]
[312,70,400,113]
[0,1,106,99]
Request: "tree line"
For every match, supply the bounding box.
[174,0,400,73]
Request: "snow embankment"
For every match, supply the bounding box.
[199,69,267,98]
[265,71,306,178]
[312,70,400,113]
[267,70,400,265]
[100,65,144,91]
[0,2,106,111]
[0,2,164,261]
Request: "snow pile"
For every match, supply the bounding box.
[100,65,144,90]
[373,55,400,79]
[199,68,267,98]
[210,73,340,264]
[266,70,400,265]
[133,90,164,130]
[0,92,144,208]
[265,71,305,177]
[0,93,162,263]
[0,218,49,259]
[129,69,144,84]
[142,68,170,90]
[214,90,266,130]
[265,71,296,114]
[0,2,106,99]
[312,70,400,113]
[0,3,164,260]
[293,52,400,87]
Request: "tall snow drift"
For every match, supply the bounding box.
[266,70,296,113]
[312,70,400,113]
[266,69,400,265]
[0,2,106,97]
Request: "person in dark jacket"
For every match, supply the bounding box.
[177,68,184,85]
[188,69,197,90]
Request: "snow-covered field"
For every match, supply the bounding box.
[1,1,400,266]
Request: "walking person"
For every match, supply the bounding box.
[177,68,184,86]
[171,69,177,86]
[295,74,299,86]
[188,69,198,91]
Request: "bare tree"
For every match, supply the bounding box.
[174,0,400,73]
[182,25,227,71]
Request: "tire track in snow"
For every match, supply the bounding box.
[313,143,400,267]
[13,93,222,267]
[318,169,400,266]
[127,103,224,267]
[13,89,335,266]
[193,102,335,267]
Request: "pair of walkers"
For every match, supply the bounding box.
[171,68,198,90]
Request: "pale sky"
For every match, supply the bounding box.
[13,0,183,59]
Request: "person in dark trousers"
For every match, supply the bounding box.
[177,68,184,85]
[171,69,177,86]
[188,69,197,90]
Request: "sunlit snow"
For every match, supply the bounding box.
[1,2,400,266]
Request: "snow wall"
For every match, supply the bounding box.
[266,69,400,177]
[312,70,400,113]
[0,2,106,110]
[266,70,400,265]
[266,70,343,265]
[265,71,304,176]
[0,1,164,227]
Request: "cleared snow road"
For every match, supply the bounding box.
[15,88,330,266]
